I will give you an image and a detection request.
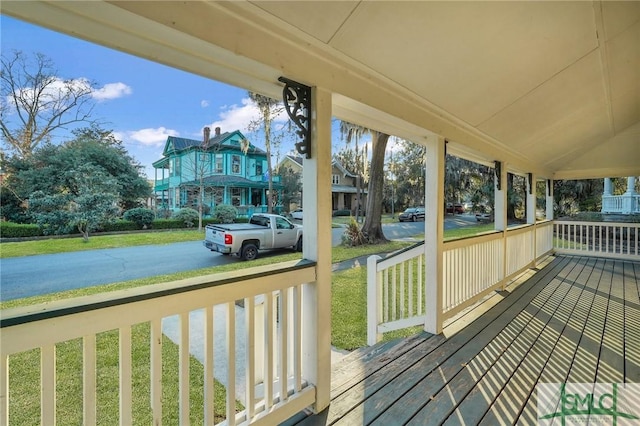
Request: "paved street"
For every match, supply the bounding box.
[0,215,477,301]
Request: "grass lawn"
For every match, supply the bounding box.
[8,324,241,425]
[0,230,205,258]
[2,222,495,423]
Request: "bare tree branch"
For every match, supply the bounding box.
[1,50,97,157]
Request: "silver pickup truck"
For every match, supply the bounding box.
[203,213,303,261]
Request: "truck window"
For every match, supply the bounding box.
[250,216,269,227]
[275,217,290,229]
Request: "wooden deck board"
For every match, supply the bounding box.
[512,257,605,425]
[402,258,580,426]
[286,256,640,426]
[625,261,640,382]
[449,256,590,426]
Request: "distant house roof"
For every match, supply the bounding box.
[331,160,357,178]
[285,155,303,166]
[278,155,357,178]
[160,129,266,158]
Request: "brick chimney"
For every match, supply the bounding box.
[215,127,221,136]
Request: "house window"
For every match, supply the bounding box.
[173,157,181,176]
[231,188,242,206]
[214,154,223,173]
[232,155,241,174]
[255,161,263,177]
[332,174,340,185]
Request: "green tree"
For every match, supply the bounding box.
[338,121,370,221]
[29,164,119,241]
[277,165,302,211]
[1,126,151,221]
[1,51,97,158]
[361,131,390,243]
[393,140,426,209]
[248,92,283,213]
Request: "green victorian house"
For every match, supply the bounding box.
[153,127,281,215]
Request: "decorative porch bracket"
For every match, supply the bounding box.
[279,77,312,159]
[494,161,502,190]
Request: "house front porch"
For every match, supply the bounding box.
[287,254,640,425]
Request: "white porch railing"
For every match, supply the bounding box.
[367,221,556,345]
[1,260,317,426]
[602,194,640,214]
[554,220,639,260]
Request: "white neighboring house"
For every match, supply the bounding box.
[279,155,367,214]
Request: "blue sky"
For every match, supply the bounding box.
[1,15,329,178]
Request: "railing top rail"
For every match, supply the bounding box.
[554,220,640,228]
[444,229,502,250]
[375,240,424,264]
[1,259,316,328]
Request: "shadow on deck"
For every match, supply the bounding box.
[284,255,640,425]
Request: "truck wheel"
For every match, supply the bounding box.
[241,243,258,261]
[295,237,303,252]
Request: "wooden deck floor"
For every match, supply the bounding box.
[286,255,640,425]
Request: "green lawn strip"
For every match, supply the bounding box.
[331,267,422,350]
[0,230,205,258]
[8,323,241,425]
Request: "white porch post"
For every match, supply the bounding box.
[546,179,554,220]
[604,177,613,196]
[424,135,445,335]
[624,176,637,214]
[494,163,508,232]
[526,173,536,225]
[301,86,332,412]
[602,177,613,213]
[494,162,508,289]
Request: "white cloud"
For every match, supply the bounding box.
[201,100,209,108]
[92,82,132,101]
[117,127,179,147]
[209,97,288,135]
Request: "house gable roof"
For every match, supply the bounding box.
[332,160,357,178]
[161,130,266,157]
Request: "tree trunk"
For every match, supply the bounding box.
[362,132,390,243]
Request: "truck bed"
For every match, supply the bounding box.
[206,223,267,232]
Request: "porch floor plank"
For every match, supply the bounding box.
[285,255,639,426]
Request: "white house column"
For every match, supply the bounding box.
[424,135,445,335]
[301,86,332,412]
[604,177,613,195]
[602,177,613,213]
[624,176,637,214]
[546,179,554,220]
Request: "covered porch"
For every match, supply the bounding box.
[1,1,639,425]
[287,254,640,425]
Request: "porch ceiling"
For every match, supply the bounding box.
[3,1,638,179]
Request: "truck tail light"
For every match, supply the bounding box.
[224,234,233,245]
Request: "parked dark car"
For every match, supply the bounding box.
[446,203,465,214]
[398,207,425,222]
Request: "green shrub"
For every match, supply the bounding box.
[123,208,156,229]
[101,220,139,232]
[341,217,366,246]
[172,208,199,228]
[0,222,41,238]
[214,205,238,224]
[152,219,186,230]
